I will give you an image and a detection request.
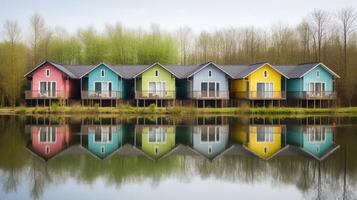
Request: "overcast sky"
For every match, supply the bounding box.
[1,0,357,35]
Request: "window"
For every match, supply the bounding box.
[39,127,56,143]
[256,126,274,142]
[154,146,160,154]
[307,82,326,96]
[101,69,105,77]
[45,146,50,155]
[208,146,212,154]
[148,127,166,143]
[148,81,166,97]
[257,82,273,98]
[201,82,220,98]
[263,70,268,78]
[155,70,159,77]
[264,147,268,154]
[208,70,212,77]
[39,82,57,97]
[316,70,320,77]
[101,146,105,154]
[94,126,112,143]
[45,69,50,77]
[200,126,220,143]
[306,127,327,142]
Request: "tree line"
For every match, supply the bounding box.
[0,8,357,106]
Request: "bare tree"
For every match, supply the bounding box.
[177,26,193,65]
[30,13,45,65]
[311,10,330,61]
[336,8,357,76]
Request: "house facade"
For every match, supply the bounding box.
[192,125,229,159]
[24,61,77,101]
[286,125,339,160]
[187,62,231,99]
[81,124,122,159]
[226,63,287,100]
[134,63,176,99]
[81,63,123,100]
[276,62,339,100]
[28,124,71,161]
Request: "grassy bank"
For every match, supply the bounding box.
[1,105,357,116]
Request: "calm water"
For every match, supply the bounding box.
[0,115,357,200]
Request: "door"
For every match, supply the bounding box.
[51,82,56,97]
[216,82,220,98]
[149,82,156,97]
[257,83,264,98]
[95,82,102,97]
[201,82,208,98]
[209,82,215,97]
[102,82,109,97]
[39,82,47,97]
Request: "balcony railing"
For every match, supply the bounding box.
[231,91,286,100]
[81,91,122,99]
[135,90,176,99]
[25,90,68,99]
[288,91,337,100]
[189,91,229,99]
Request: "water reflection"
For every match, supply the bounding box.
[1,115,356,200]
[23,116,340,162]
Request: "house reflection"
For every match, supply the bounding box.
[191,117,229,160]
[26,124,72,161]
[80,119,122,159]
[231,124,286,160]
[134,125,176,160]
[287,125,339,160]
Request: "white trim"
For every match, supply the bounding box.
[255,126,274,143]
[300,63,340,78]
[307,81,326,92]
[187,61,233,78]
[133,62,178,78]
[24,61,75,78]
[306,127,328,143]
[147,81,167,97]
[92,126,113,144]
[147,126,166,143]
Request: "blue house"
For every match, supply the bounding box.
[286,125,339,160]
[80,63,123,102]
[276,62,340,106]
[192,125,229,160]
[81,124,122,159]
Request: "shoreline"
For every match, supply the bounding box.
[1,106,357,116]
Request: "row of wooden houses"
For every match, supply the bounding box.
[24,60,340,107]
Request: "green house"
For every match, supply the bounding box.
[133,62,177,100]
[134,125,176,160]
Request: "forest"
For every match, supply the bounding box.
[0,8,357,106]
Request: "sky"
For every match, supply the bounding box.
[0,0,357,36]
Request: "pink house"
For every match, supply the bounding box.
[24,61,79,103]
[28,124,72,161]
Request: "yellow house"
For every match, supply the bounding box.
[231,124,286,160]
[222,62,288,99]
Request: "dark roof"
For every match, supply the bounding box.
[165,65,201,79]
[62,65,96,78]
[275,62,340,79]
[187,62,233,78]
[220,65,251,78]
[111,65,150,79]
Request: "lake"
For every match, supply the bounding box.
[0,115,356,200]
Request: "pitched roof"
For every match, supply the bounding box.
[187,61,233,78]
[275,62,340,79]
[165,65,200,79]
[111,65,150,79]
[221,62,288,79]
[62,65,96,78]
[24,61,78,78]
